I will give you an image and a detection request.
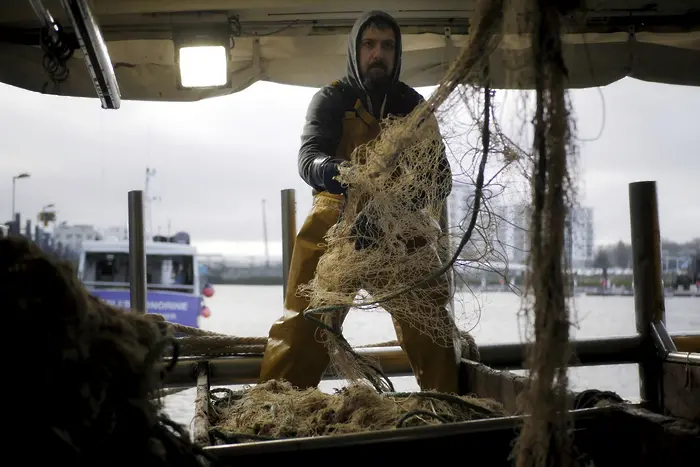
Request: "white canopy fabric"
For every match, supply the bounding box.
[1,0,698,101]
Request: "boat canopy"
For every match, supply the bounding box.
[80,240,197,256]
[1,0,699,102]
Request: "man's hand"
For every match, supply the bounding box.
[322,159,347,195]
[350,210,384,250]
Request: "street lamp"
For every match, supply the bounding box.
[11,172,30,220]
[39,203,56,227]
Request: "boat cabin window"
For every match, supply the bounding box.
[82,252,195,292]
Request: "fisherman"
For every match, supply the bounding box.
[258,11,463,394]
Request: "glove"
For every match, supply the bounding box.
[321,158,347,195]
[350,210,384,251]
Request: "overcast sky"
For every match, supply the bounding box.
[1,76,697,257]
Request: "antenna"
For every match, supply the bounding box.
[262,199,270,268]
[144,167,159,239]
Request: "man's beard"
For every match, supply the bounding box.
[362,62,391,91]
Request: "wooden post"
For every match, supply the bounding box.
[281,189,297,300]
[128,190,147,313]
[628,181,665,412]
[192,362,211,446]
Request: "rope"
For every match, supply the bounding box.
[179,337,265,356]
[206,387,504,445]
[148,319,479,361]
[155,387,192,398]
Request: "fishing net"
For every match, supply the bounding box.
[508,1,576,465]
[294,0,577,464]
[1,236,209,467]
[208,380,508,444]
[297,0,519,392]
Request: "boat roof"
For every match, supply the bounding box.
[80,240,198,256]
[1,0,698,102]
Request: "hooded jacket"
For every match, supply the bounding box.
[297,11,452,201]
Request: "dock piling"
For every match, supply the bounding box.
[628,181,665,411]
[281,189,297,300]
[128,190,147,313]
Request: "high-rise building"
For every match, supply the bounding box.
[490,203,594,268]
[494,203,531,265]
[52,223,102,251]
[447,181,475,233]
[446,181,595,268]
[565,206,595,268]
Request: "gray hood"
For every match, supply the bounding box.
[345,10,403,96]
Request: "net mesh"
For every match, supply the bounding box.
[297,0,513,392]
[294,0,578,464]
[209,380,508,443]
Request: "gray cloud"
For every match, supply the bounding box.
[1,77,697,251]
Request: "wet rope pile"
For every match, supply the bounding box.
[510,1,578,466]
[0,236,214,467]
[207,380,507,444]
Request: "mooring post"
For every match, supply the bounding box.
[192,362,211,446]
[281,189,297,300]
[628,181,665,412]
[128,190,147,314]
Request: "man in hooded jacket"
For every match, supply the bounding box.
[258,11,463,394]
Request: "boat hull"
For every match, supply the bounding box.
[89,288,202,328]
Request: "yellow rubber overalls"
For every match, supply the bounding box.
[258,91,462,394]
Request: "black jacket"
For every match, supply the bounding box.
[297,10,452,200]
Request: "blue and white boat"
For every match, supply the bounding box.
[77,232,213,327]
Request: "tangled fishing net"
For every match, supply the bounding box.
[1,236,210,467]
[294,0,578,464]
[207,380,507,444]
[296,1,518,392]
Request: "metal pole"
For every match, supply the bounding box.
[629,181,664,411]
[163,334,648,388]
[11,177,16,222]
[128,190,147,313]
[281,189,297,300]
[262,199,270,268]
[11,173,30,222]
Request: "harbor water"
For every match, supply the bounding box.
[162,284,699,429]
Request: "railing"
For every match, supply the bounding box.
[117,182,698,412]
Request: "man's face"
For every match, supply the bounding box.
[358,25,396,90]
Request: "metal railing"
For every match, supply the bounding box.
[118,183,700,409]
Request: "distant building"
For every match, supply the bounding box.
[565,206,595,268]
[100,225,129,241]
[53,223,101,251]
[489,203,595,269]
[494,203,531,265]
[443,183,595,269]
[447,181,475,233]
